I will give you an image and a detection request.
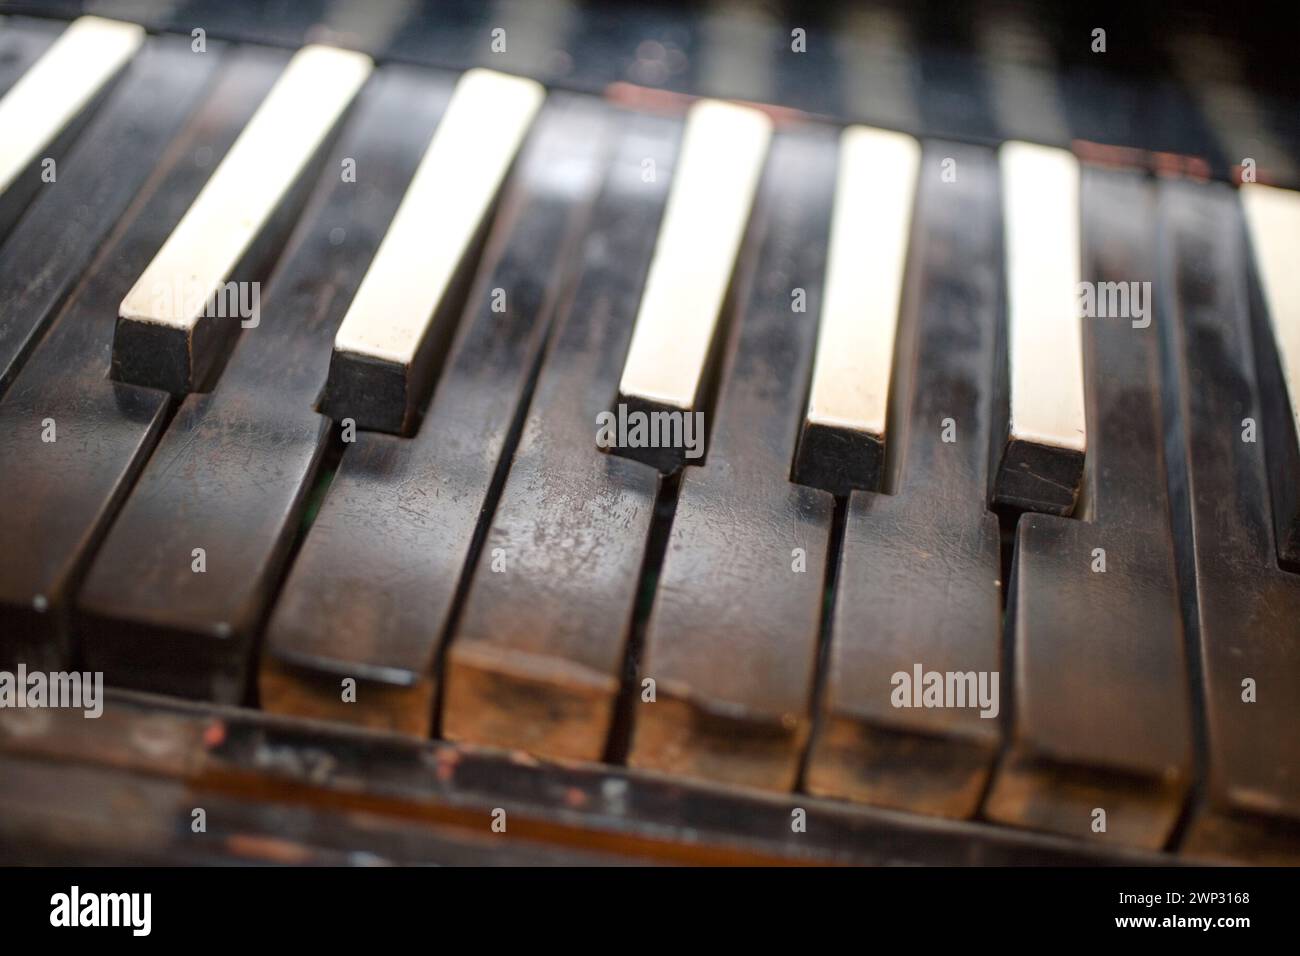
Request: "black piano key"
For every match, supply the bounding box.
[983,168,1193,849]
[380,0,491,74]
[625,129,837,791]
[823,3,922,136]
[805,142,1003,817]
[562,1,704,96]
[309,0,420,57]
[0,36,221,396]
[170,0,333,49]
[1150,78,1231,178]
[0,49,283,672]
[261,96,609,732]
[75,68,453,703]
[1057,6,1223,168]
[915,4,998,146]
[438,115,678,760]
[975,5,1072,147]
[1159,178,1300,864]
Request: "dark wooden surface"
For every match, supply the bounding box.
[263,95,608,734]
[0,755,644,866]
[984,168,1193,850]
[0,9,1294,866]
[1158,178,1300,864]
[628,130,836,791]
[440,114,678,762]
[805,142,1003,819]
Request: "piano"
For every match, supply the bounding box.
[0,0,1296,867]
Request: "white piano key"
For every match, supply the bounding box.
[791,125,920,495]
[1241,182,1300,562]
[487,0,577,78]
[0,16,143,232]
[611,98,771,472]
[833,5,921,134]
[991,141,1087,515]
[978,9,1070,146]
[700,0,776,103]
[322,68,545,435]
[316,0,414,52]
[114,44,373,394]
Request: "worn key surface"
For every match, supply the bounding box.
[805,142,1003,817]
[1161,179,1300,864]
[626,130,837,791]
[0,37,219,396]
[983,168,1193,849]
[76,68,453,704]
[439,115,679,760]
[262,96,610,733]
[0,49,285,672]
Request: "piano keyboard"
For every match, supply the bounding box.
[0,11,1297,867]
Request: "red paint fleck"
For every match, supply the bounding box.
[225,834,313,864]
[602,81,806,127]
[435,747,460,782]
[1073,140,1212,182]
[1072,139,1145,170]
